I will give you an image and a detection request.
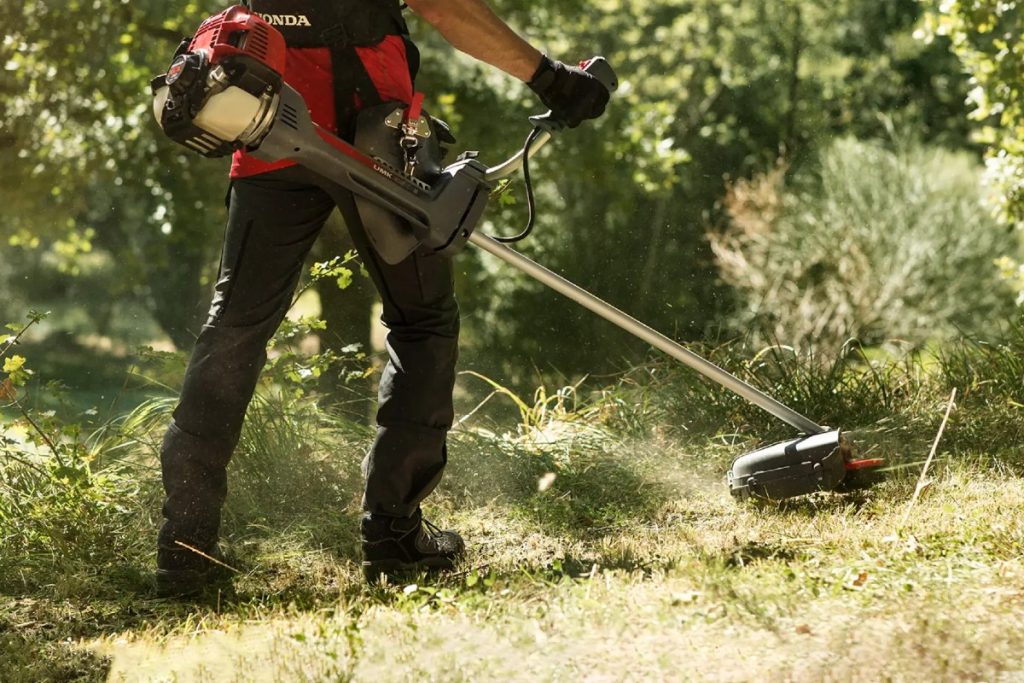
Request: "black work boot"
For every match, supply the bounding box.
[156,542,235,598]
[361,509,465,582]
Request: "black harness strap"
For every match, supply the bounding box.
[244,0,412,140]
[322,0,410,140]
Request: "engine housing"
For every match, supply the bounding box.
[151,5,286,157]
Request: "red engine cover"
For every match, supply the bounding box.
[189,5,287,76]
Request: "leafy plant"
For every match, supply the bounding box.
[0,312,150,595]
[710,137,1017,354]
[263,251,377,401]
[922,0,1024,229]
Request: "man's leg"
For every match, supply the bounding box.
[329,189,464,576]
[158,169,335,581]
[330,190,460,517]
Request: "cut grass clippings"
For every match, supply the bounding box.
[78,462,1024,683]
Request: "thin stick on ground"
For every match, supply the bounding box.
[902,388,957,525]
[453,390,499,428]
[175,541,241,573]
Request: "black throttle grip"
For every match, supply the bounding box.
[529,56,617,130]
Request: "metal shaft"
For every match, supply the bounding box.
[468,232,827,435]
[485,131,552,181]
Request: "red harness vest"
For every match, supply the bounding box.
[232,0,416,178]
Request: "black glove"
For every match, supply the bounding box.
[527,56,610,129]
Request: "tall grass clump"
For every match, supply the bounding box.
[0,404,159,597]
[220,310,378,548]
[0,316,376,600]
[710,137,1018,354]
[447,372,675,533]
[0,313,150,596]
[937,316,1024,454]
[603,341,931,449]
[225,389,372,544]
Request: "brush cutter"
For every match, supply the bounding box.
[151,6,883,501]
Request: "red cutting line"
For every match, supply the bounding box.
[845,458,885,471]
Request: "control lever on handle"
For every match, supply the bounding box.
[579,57,619,92]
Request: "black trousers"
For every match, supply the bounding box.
[158,165,459,553]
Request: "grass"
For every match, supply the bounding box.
[2,334,1024,682]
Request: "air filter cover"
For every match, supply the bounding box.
[728,430,846,501]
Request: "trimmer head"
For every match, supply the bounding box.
[728,430,883,501]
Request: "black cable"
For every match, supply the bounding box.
[491,126,544,243]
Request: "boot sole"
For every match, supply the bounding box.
[155,567,232,598]
[362,556,457,583]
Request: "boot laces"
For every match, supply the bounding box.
[417,516,460,555]
[423,517,444,537]
[420,517,446,551]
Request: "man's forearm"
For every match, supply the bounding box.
[404,0,543,82]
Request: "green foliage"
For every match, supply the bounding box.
[0,0,988,371]
[923,0,1024,228]
[2,355,30,386]
[459,370,595,435]
[937,316,1024,449]
[0,293,369,596]
[595,341,928,453]
[261,253,377,402]
[0,316,147,595]
[226,390,369,542]
[923,1,1024,305]
[445,371,673,531]
[0,630,110,683]
[1,311,47,392]
[0,1,230,345]
[412,0,974,379]
[309,252,360,293]
[0,441,143,594]
[710,137,1017,353]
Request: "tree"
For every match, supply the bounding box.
[923,0,1024,228]
[412,0,974,382]
[0,1,232,348]
[922,1,1024,302]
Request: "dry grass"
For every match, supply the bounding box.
[4,353,1024,682]
[78,435,1024,683]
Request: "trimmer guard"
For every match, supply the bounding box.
[728,430,846,501]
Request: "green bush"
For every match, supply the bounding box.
[711,138,1018,354]
[937,316,1024,451]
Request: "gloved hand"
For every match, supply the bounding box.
[527,55,610,129]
